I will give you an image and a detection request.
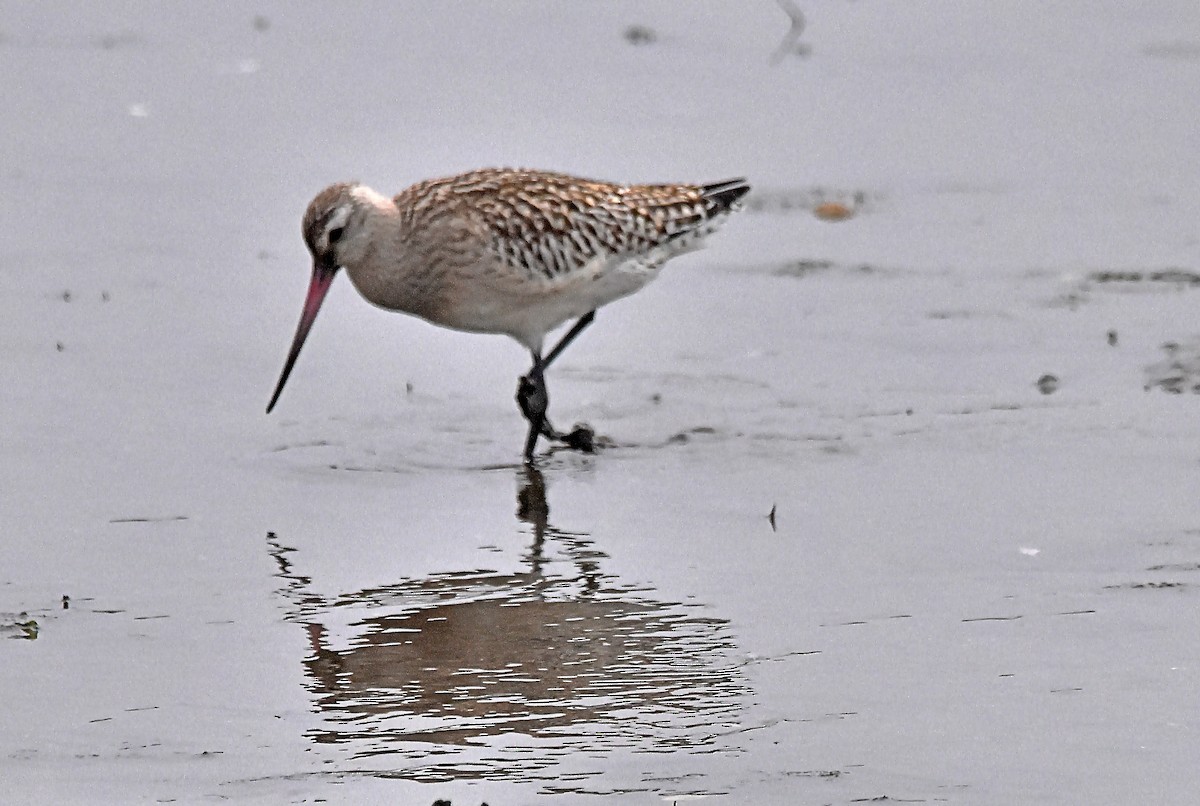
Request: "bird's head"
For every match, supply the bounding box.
[302,182,371,272]
[266,182,379,413]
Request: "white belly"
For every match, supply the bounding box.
[440,254,660,351]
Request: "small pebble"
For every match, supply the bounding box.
[1036,374,1059,395]
[623,25,657,45]
[813,201,854,221]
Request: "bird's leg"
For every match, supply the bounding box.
[518,352,557,461]
[545,312,597,452]
[541,310,595,370]
[517,312,599,461]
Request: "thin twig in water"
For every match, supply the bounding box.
[770,0,807,65]
[108,515,188,523]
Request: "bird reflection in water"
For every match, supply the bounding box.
[267,466,748,786]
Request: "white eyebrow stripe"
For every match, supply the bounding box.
[324,205,352,232]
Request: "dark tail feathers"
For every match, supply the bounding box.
[701,178,751,213]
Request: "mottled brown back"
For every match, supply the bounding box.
[394,168,749,281]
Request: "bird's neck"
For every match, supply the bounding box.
[341,196,441,317]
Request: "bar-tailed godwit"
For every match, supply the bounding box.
[266,168,750,461]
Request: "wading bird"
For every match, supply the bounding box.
[266,168,749,461]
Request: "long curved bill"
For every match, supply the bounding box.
[266,262,338,413]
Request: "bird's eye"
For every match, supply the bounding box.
[327,226,345,244]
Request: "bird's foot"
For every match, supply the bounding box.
[556,422,596,453]
[517,371,595,457]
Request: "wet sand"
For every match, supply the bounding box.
[4,2,1200,803]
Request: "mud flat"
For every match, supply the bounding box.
[3,2,1199,804]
